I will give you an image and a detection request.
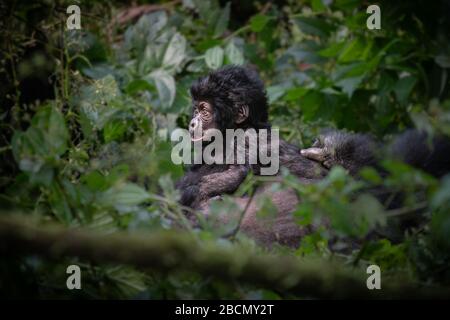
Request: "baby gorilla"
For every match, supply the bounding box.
[176,66,329,210]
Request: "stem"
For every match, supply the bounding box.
[225,187,257,240]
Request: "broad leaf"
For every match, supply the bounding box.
[205,46,224,70]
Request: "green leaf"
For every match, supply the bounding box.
[311,0,326,11]
[205,46,224,70]
[12,128,46,163]
[103,119,127,143]
[284,87,308,101]
[394,76,417,105]
[162,32,187,72]
[225,41,244,65]
[335,0,360,10]
[31,106,69,156]
[82,171,109,191]
[158,174,179,202]
[318,42,346,58]
[146,69,176,108]
[431,209,450,249]
[11,105,69,177]
[360,167,382,184]
[214,2,230,37]
[124,11,168,51]
[284,42,325,64]
[266,85,286,104]
[195,38,222,52]
[124,79,156,95]
[82,63,115,79]
[171,75,194,113]
[338,39,367,63]
[100,183,151,207]
[296,232,327,255]
[300,91,322,121]
[431,175,450,209]
[360,239,410,270]
[336,76,364,97]
[250,14,271,32]
[294,17,333,38]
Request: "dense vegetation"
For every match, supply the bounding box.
[1,0,450,299]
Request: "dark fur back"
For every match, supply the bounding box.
[389,130,450,177]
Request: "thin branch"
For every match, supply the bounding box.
[224,187,257,240]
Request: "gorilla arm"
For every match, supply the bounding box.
[198,164,250,201]
[300,129,450,178]
[177,164,250,209]
[300,130,378,176]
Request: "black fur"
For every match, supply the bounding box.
[178,66,329,209]
[389,130,450,177]
[314,129,450,179]
[190,65,269,131]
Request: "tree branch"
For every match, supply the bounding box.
[0,215,449,299]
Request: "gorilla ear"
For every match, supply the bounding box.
[235,105,249,124]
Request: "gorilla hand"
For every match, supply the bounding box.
[301,131,378,175]
[300,134,335,169]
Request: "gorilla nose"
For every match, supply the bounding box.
[189,119,200,132]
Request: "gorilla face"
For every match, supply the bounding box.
[189,98,250,142]
[189,66,270,141]
[189,100,216,141]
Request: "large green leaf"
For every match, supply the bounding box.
[124,11,168,52]
[250,14,271,32]
[31,106,69,156]
[99,183,151,207]
[214,2,230,37]
[338,39,367,63]
[146,69,176,109]
[393,76,417,105]
[162,32,187,73]
[311,0,327,11]
[294,17,333,38]
[11,105,69,174]
[336,76,364,97]
[205,46,224,70]
[300,91,322,121]
[225,41,244,65]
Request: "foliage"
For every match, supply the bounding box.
[1,0,450,298]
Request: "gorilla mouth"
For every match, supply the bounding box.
[190,128,204,141]
[190,128,215,142]
[190,135,204,142]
